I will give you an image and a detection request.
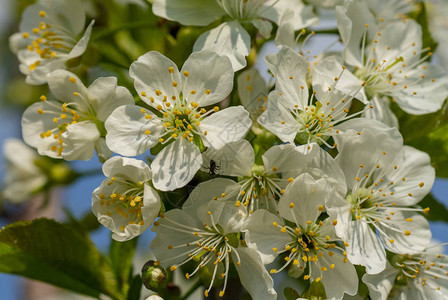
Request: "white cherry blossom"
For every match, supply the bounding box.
[327,119,434,274]
[258,46,369,147]
[91,156,161,241]
[105,50,251,191]
[244,173,359,299]
[363,247,448,300]
[150,178,276,299]
[335,0,448,127]
[22,70,134,161]
[9,0,94,85]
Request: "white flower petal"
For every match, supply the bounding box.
[335,120,403,186]
[237,69,268,119]
[86,76,134,121]
[183,178,240,213]
[264,46,308,109]
[60,122,100,161]
[393,63,448,115]
[201,140,254,177]
[362,261,399,300]
[152,138,203,191]
[344,220,386,274]
[386,146,435,206]
[150,209,202,267]
[67,20,95,59]
[102,156,152,182]
[274,9,297,48]
[47,70,88,105]
[199,106,251,150]
[257,92,298,143]
[278,173,331,228]
[362,96,399,128]
[23,0,86,35]
[335,1,376,68]
[129,51,180,108]
[380,211,431,255]
[231,247,277,300]
[152,0,225,26]
[244,209,291,264]
[261,0,318,29]
[252,19,273,39]
[105,105,163,156]
[313,55,367,103]
[374,20,422,68]
[193,21,250,72]
[262,143,318,177]
[180,50,234,107]
[311,252,359,299]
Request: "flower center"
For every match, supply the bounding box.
[98,177,146,230]
[22,10,76,70]
[269,221,348,282]
[390,253,448,291]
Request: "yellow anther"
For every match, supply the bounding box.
[404,230,411,236]
[289,203,295,209]
[272,167,278,172]
[172,81,178,87]
[332,219,337,225]
[145,130,151,135]
[205,89,211,95]
[170,265,177,271]
[213,106,219,112]
[318,205,324,211]
[69,77,76,84]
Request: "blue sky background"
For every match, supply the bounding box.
[0,2,447,299]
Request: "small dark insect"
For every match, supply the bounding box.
[206,159,220,176]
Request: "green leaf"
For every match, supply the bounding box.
[0,218,121,299]
[419,193,448,222]
[284,287,300,300]
[110,237,138,293]
[396,101,448,178]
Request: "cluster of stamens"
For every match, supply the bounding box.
[279,69,369,147]
[21,10,75,70]
[37,77,98,156]
[346,151,428,243]
[269,206,348,282]
[154,211,241,298]
[99,177,146,231]
[392,252,448,292]
[235,165,287,213]
[355,23,436,98]
[139,67,217,147]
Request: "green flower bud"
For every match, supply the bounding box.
[141,260,168,291]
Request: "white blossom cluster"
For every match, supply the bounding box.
[4,0,448,299]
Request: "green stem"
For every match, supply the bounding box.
[93,21,157,41]
[180,280,202,300]
[311,28,339,35]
